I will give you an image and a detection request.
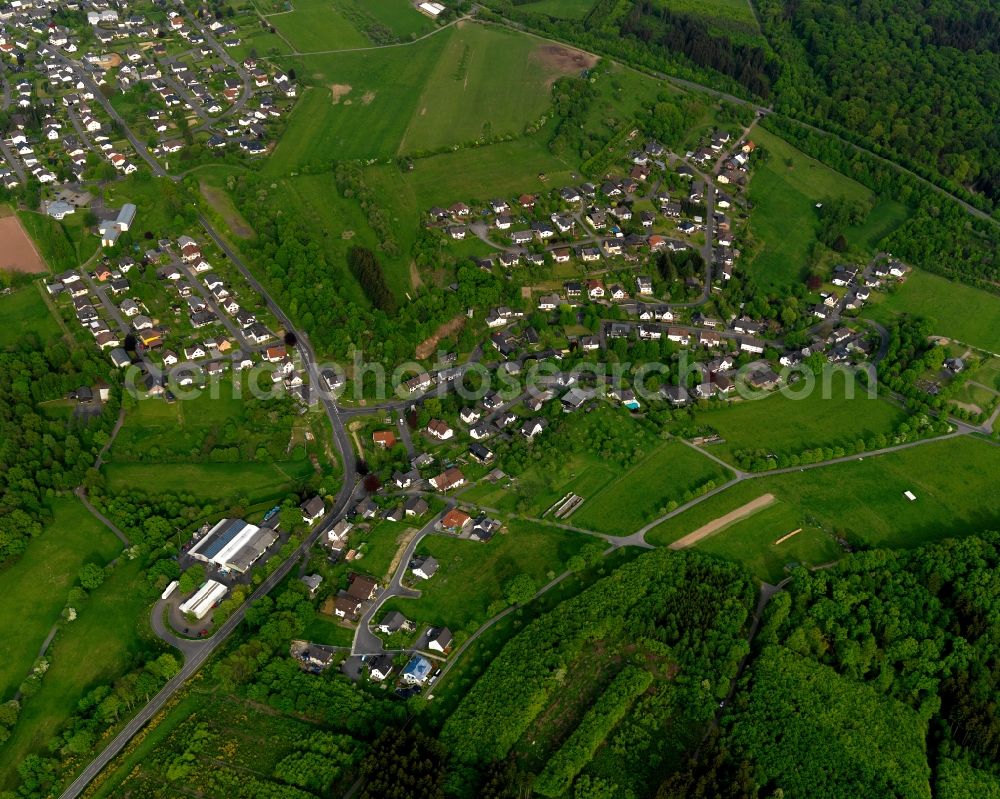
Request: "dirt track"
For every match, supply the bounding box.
[0,216,48,274]
[669,493,776,550]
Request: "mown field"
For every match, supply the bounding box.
[647,436,1000,555]
[864,268,1000,353]
[0,285,63,347]
[690,386,908,463]
[0,498,122,703]
[571,440,731,535]
[0,557,152,790]
[267,22,589,170]
[103,460,315,501]
[747,127,872,290]
[693,500,844,583]
[380,520,590,632]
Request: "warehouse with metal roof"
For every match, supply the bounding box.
[188,518,278,574]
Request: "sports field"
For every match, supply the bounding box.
[267,22,593,169]
[0,498,122,702]
[0,213,47,273]
[647,436,1000,554]
[747,128,872,290]
[864,268,1000,353]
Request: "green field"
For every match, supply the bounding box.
[692,387,908,463]
[845,198,911,251]
[269,0,370,52]
[864,268,1000,353]
[343,0,435,38]
[663,0,763,41]
[102,460,315,501]
[694,501,844,583]
[0,557,153,790]
[0,498,122,702]
[519,0,595,19]
[268,22,585,170]
[647,436,1000,554]
[16,210,98,273]
[381,520,589,632]
[571,440,730,535]
[0,285,62,347]
[748,127,872,290]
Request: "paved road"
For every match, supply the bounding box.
[351,510,449,656]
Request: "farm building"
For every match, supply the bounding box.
[189,518,278,574]
[178,580,228,620]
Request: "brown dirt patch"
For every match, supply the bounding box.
[330,83,352,104]
[669,493,776,550]
[415,313,465,359]
[409,261,424,291]
[361,91,376,105]
[0,216,48,274]
[531,44,598,86]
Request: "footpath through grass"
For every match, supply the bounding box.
[0,498,122,702]
[0,557,153,790]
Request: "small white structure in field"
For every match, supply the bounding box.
[903,490,916,501]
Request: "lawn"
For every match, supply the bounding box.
[351,519,417,582]
[269,0,369,52]
[864,269,1000,353]
[691,387,908,463]
[0,284,62,347]
[303,613,355,647]
[647,435,1000,553]
[380,520,589,632]
[0,498,122,702]
[971,358,1000,392]
[845,199,911,251]
[571,440,731,535]
[0,557,153,790]
[694,501,844,583]
[747,127,872,290]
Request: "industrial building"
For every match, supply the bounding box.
[189,518,278,574]
[179,580,228,620]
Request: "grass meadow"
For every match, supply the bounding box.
[346,0,435,39]
[0,498,122,702]
[0,285,62,347]
[690,387,908,463]
[519,0,595,18]
[0,557,152,790]
[864,269,1000,353]
[663,0,764,42]
[647,436,1000,556]
[747,127,872,290]
[269,0,369,52]
[102,460,315,501]
[267,22,589,170]
[380,520,589,632]
[571,440,731,534]
[845,198,911,251]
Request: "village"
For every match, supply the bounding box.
[0,0,296,190]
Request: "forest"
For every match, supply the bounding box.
[0,335,118,565]
[756,0,1000,209]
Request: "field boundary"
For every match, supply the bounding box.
[669,493,775,550]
